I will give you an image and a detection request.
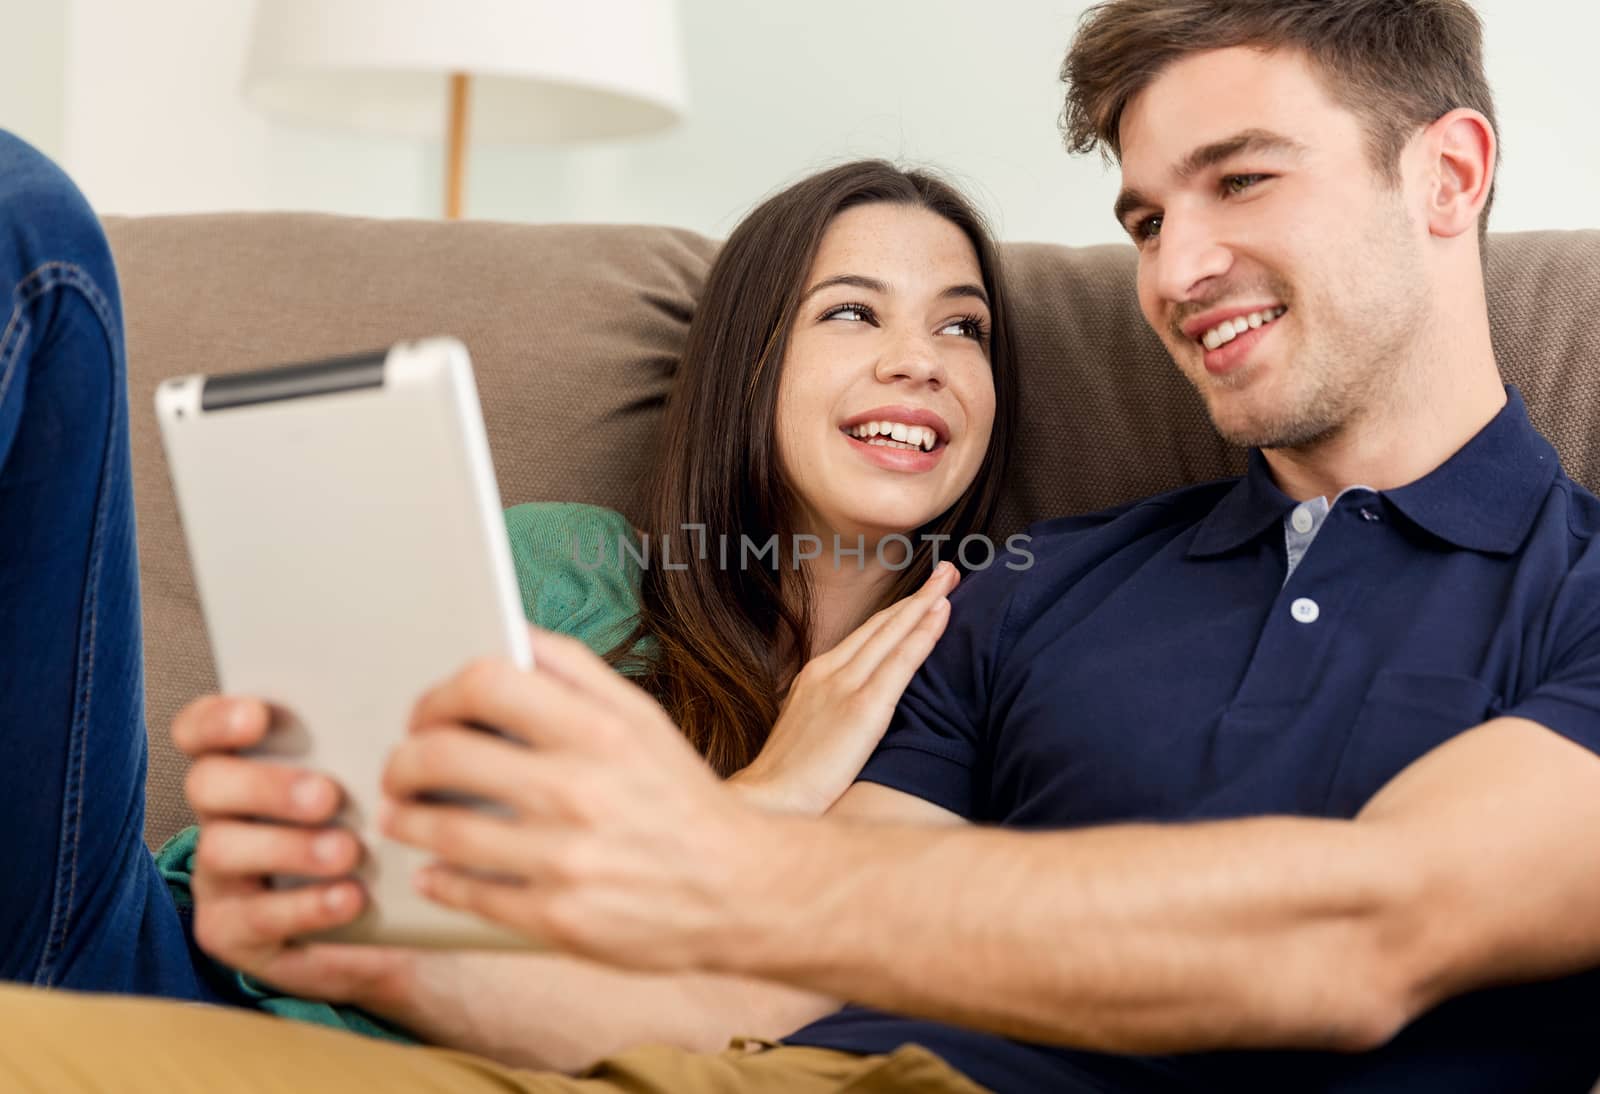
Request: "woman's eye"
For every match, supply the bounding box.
[939,317,989,341]
[823,303,874,323]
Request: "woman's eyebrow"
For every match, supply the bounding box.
[799,275,989,310]
[800,274,888,302]
[942,283,989,308]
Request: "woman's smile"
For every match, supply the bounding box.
[838,404,951,473]
[842,427,947,473]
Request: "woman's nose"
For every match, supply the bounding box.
[874,332,945,389]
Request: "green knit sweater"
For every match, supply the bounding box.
[153,502,649,1041]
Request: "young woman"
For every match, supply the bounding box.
[0,138,1016,1070]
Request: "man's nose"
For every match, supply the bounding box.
[1150,213,1233,305]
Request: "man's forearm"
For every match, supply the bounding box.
[359,950,837,1072]
[712,813,1429,1054]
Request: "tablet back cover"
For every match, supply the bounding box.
[156,339,535,947]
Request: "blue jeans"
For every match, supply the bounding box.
[0,130,221,1002]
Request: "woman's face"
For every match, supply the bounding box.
[775,203,997,547]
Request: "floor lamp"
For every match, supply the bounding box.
[242,0,689,219]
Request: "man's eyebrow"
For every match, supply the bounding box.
[1113,187,1155,231]
[1176,128,1306,180]
[1112,129,1307,230]
[801,275,990,310]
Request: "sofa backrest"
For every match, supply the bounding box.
[102,215,1600,848]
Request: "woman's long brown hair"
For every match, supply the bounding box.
[609,160,1019,776]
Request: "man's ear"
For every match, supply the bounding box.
[1420,108,1496,240]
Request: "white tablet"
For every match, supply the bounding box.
[156,337,535,948]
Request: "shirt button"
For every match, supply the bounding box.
[1290,505,1314,534]
[1290,597,1320,624]
[1359,507,1382,522]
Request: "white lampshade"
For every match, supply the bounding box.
[243,0,689,143]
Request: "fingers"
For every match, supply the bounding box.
[194,879,366,958]
[523,628,668,724]
[413,865,533,934]
[176,697,372,975]
[195,820,361,881]
[387,724,618,829]
[408,654,596,752]
[190,820,366,966]
[383,726,547,806]
[835,564,956,689]
[171,694,272,757]
[825,561,959,665]
[866,596,951,696]
[381,799,536,878]
[821,600,901,665]
[185,755,342,824]
[412,636,675,754]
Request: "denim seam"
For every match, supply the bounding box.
[0,300,27,410]
[11,262,124,987]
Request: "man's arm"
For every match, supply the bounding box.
[359,952,835,1072]
[386,635,1600,1056]
[827,779,968,825]
[703,717,1600,1053]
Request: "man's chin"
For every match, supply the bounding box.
[1210,406,1342,451]
[1200,389,1282,449]
[1195,371,1315,449]
[1197,384,1260,445]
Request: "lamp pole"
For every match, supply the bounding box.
[445,72,470,219]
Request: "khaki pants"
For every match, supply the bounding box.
[0,984,992,1093]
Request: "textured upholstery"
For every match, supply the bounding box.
[100,215,1600,848]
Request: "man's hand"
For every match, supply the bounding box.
[380,629,785,972]
[173,695,409,1004]
[177,689,838,1071]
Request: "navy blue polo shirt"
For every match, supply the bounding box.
[785,388,1600,1093]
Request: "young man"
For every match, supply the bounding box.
[5,1,1599,1091]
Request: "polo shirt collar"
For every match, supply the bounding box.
[1188,385,1557,559]
[1187,449,1294,558]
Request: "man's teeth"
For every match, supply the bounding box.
[1200,306,1287,351]
[845,421,939,452]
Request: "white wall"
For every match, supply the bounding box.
[462,0,1089,243]
[4,0,1595,244]
[56,0,431,219]
[0,2,67,161]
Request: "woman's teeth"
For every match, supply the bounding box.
[1201,306,1287,351]
[845,421,939,452]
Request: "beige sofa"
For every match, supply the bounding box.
[101,215,1600,850]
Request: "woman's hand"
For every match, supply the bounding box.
[172,695,409,1005]
[729,561,960,815]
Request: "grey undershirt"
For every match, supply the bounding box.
[1282,486,1380,583]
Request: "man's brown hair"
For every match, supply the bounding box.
[1060,0,1499,243]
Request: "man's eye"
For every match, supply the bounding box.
[1134,214,1163,243]
[1223,174,1266,195]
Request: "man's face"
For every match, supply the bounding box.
[1116,47,1429,450]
